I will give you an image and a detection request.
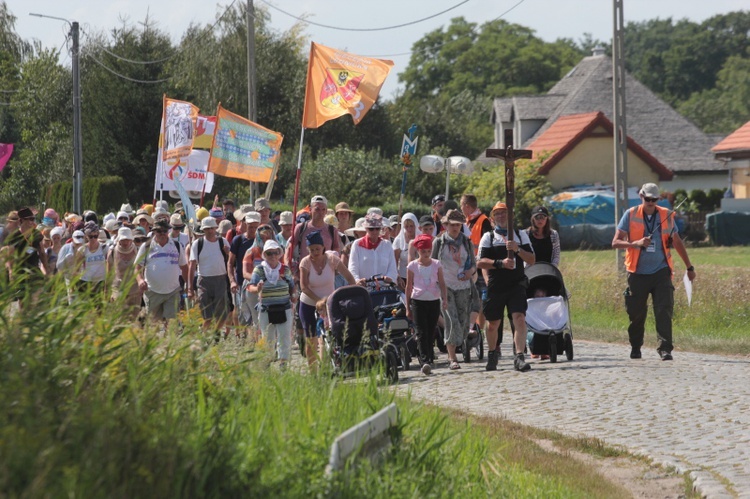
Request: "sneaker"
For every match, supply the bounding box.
[514,353,531,372]
[630,348,642,359]
[421,363,432,375]
[486,350,498,371]
[658,350,673,361]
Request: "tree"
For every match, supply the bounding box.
[81,18,174,203]
[678,53,750,134]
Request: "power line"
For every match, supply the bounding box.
[259,0,471,32]
[364,0,527,58]
[84,50,173,84]
[81,0,238,66]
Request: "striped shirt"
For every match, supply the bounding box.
[249,264,293,309]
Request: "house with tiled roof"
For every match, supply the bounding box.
[479,49,728,192]
[712,120,750,200]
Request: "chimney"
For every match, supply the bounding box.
[592,45,606,57]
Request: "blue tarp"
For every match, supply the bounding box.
[547,189,672,226]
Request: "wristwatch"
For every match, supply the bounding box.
[687,266,695,272]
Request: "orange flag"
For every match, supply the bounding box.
[302,42,393,129]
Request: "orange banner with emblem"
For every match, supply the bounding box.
[302,42,393,129]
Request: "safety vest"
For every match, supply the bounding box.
[624,204,674,274]
[468,212,490,255]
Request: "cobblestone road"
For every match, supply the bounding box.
[394,340,750,498]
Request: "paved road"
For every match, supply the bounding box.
[394,340,750,498]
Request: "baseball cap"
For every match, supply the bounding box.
[310,195,328,206]
[244,211,262,224]
[418,215,434,227]
[639,183,660,198]
[72,230,85,243]
[431,194,446,205]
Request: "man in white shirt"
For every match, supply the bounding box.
[135,219,188,325]
[187,216,231,333]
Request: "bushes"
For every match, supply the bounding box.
[46,176,128,214]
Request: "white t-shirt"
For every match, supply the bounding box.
[136,239,187,294]
[171,232,190,248]
[78,244,107,283]
[189,237,229,277]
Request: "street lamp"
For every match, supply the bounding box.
[419,155,473,200]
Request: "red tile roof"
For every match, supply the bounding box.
[712,121,750,152]
[528,111,673,180]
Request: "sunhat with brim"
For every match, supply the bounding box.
[413,234,434,250]
[5,211,19,222]
[254,197,271,211]
[120,203,134,215]
[363,213,383,229]
[133,214,155,226]
[155,200,169,211]
[170,214,185,228]
[117,227,134,241]
[51,227,64,238]
[104,219,119,232]
[441,209,466,225]
[334,202,354,214]
[639,183,660,199]
[344,217,366,238]
[388,215,400,227]
[490,202,508,216]
[17,207,35,220]
[366,207,383,216]
[153,207,170,219]
[218,219,233,235]
[244,211,262,224]
[116,211,130,220]
[324,214,339,228]
[97,231,108,243]
[200,216,219,229]
[72,230,85,243]
[263,239,281,254]
[279,211,293,225]
[65,212,82,223]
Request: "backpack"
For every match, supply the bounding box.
[196,236,228,267]
[432,232,475,270]
[293,221,336,261]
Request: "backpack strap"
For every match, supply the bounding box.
[197,237,228,267]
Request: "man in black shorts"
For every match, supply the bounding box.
[477,202,535,372]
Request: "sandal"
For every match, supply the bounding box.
[541,355,550,360]
[450,361,461,370]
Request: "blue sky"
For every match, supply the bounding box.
[7,0,748,99]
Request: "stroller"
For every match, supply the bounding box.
[524,262,573,362]
[368,278,418,371]
[321,284,399,383]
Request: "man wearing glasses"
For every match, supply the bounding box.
[612,183,696,361]
[136,219,188,326]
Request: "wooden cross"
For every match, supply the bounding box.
[485,129,532,258]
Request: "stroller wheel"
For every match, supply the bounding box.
[477,330,485,360]
[384,346,399,384]
[462,340,471,363]
[549,334,558,363]
[435,327,447,353]
[399,344,410,371]
[565,333,574,361]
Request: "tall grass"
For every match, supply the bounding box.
[0,274,588,497]
[561,247,750,354]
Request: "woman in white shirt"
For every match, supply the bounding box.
[348,213,398,286]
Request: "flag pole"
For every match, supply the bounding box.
[289,126,305,264]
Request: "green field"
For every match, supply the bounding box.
[560,246,750,355]
[0,277,640,498]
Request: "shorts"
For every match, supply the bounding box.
[144,288,181,320]
[197,275,229,320]
[483,284,528,321]
[298,301,318,338]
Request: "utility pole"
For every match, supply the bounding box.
[612,0,628,272]
[246,0,258,203]
[30,13,82,214]
[71,21,83,214]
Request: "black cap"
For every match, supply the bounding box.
[419,215,434,226]
[431,194,446,205]
[154,219,171,231]
[531,206,549,217]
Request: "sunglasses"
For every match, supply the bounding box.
[152,229,168,234]
[88,233,100,238]
[533,214,548,220]
[366,227,380,232]
[134,237,147,243]
[643,196,659,203]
